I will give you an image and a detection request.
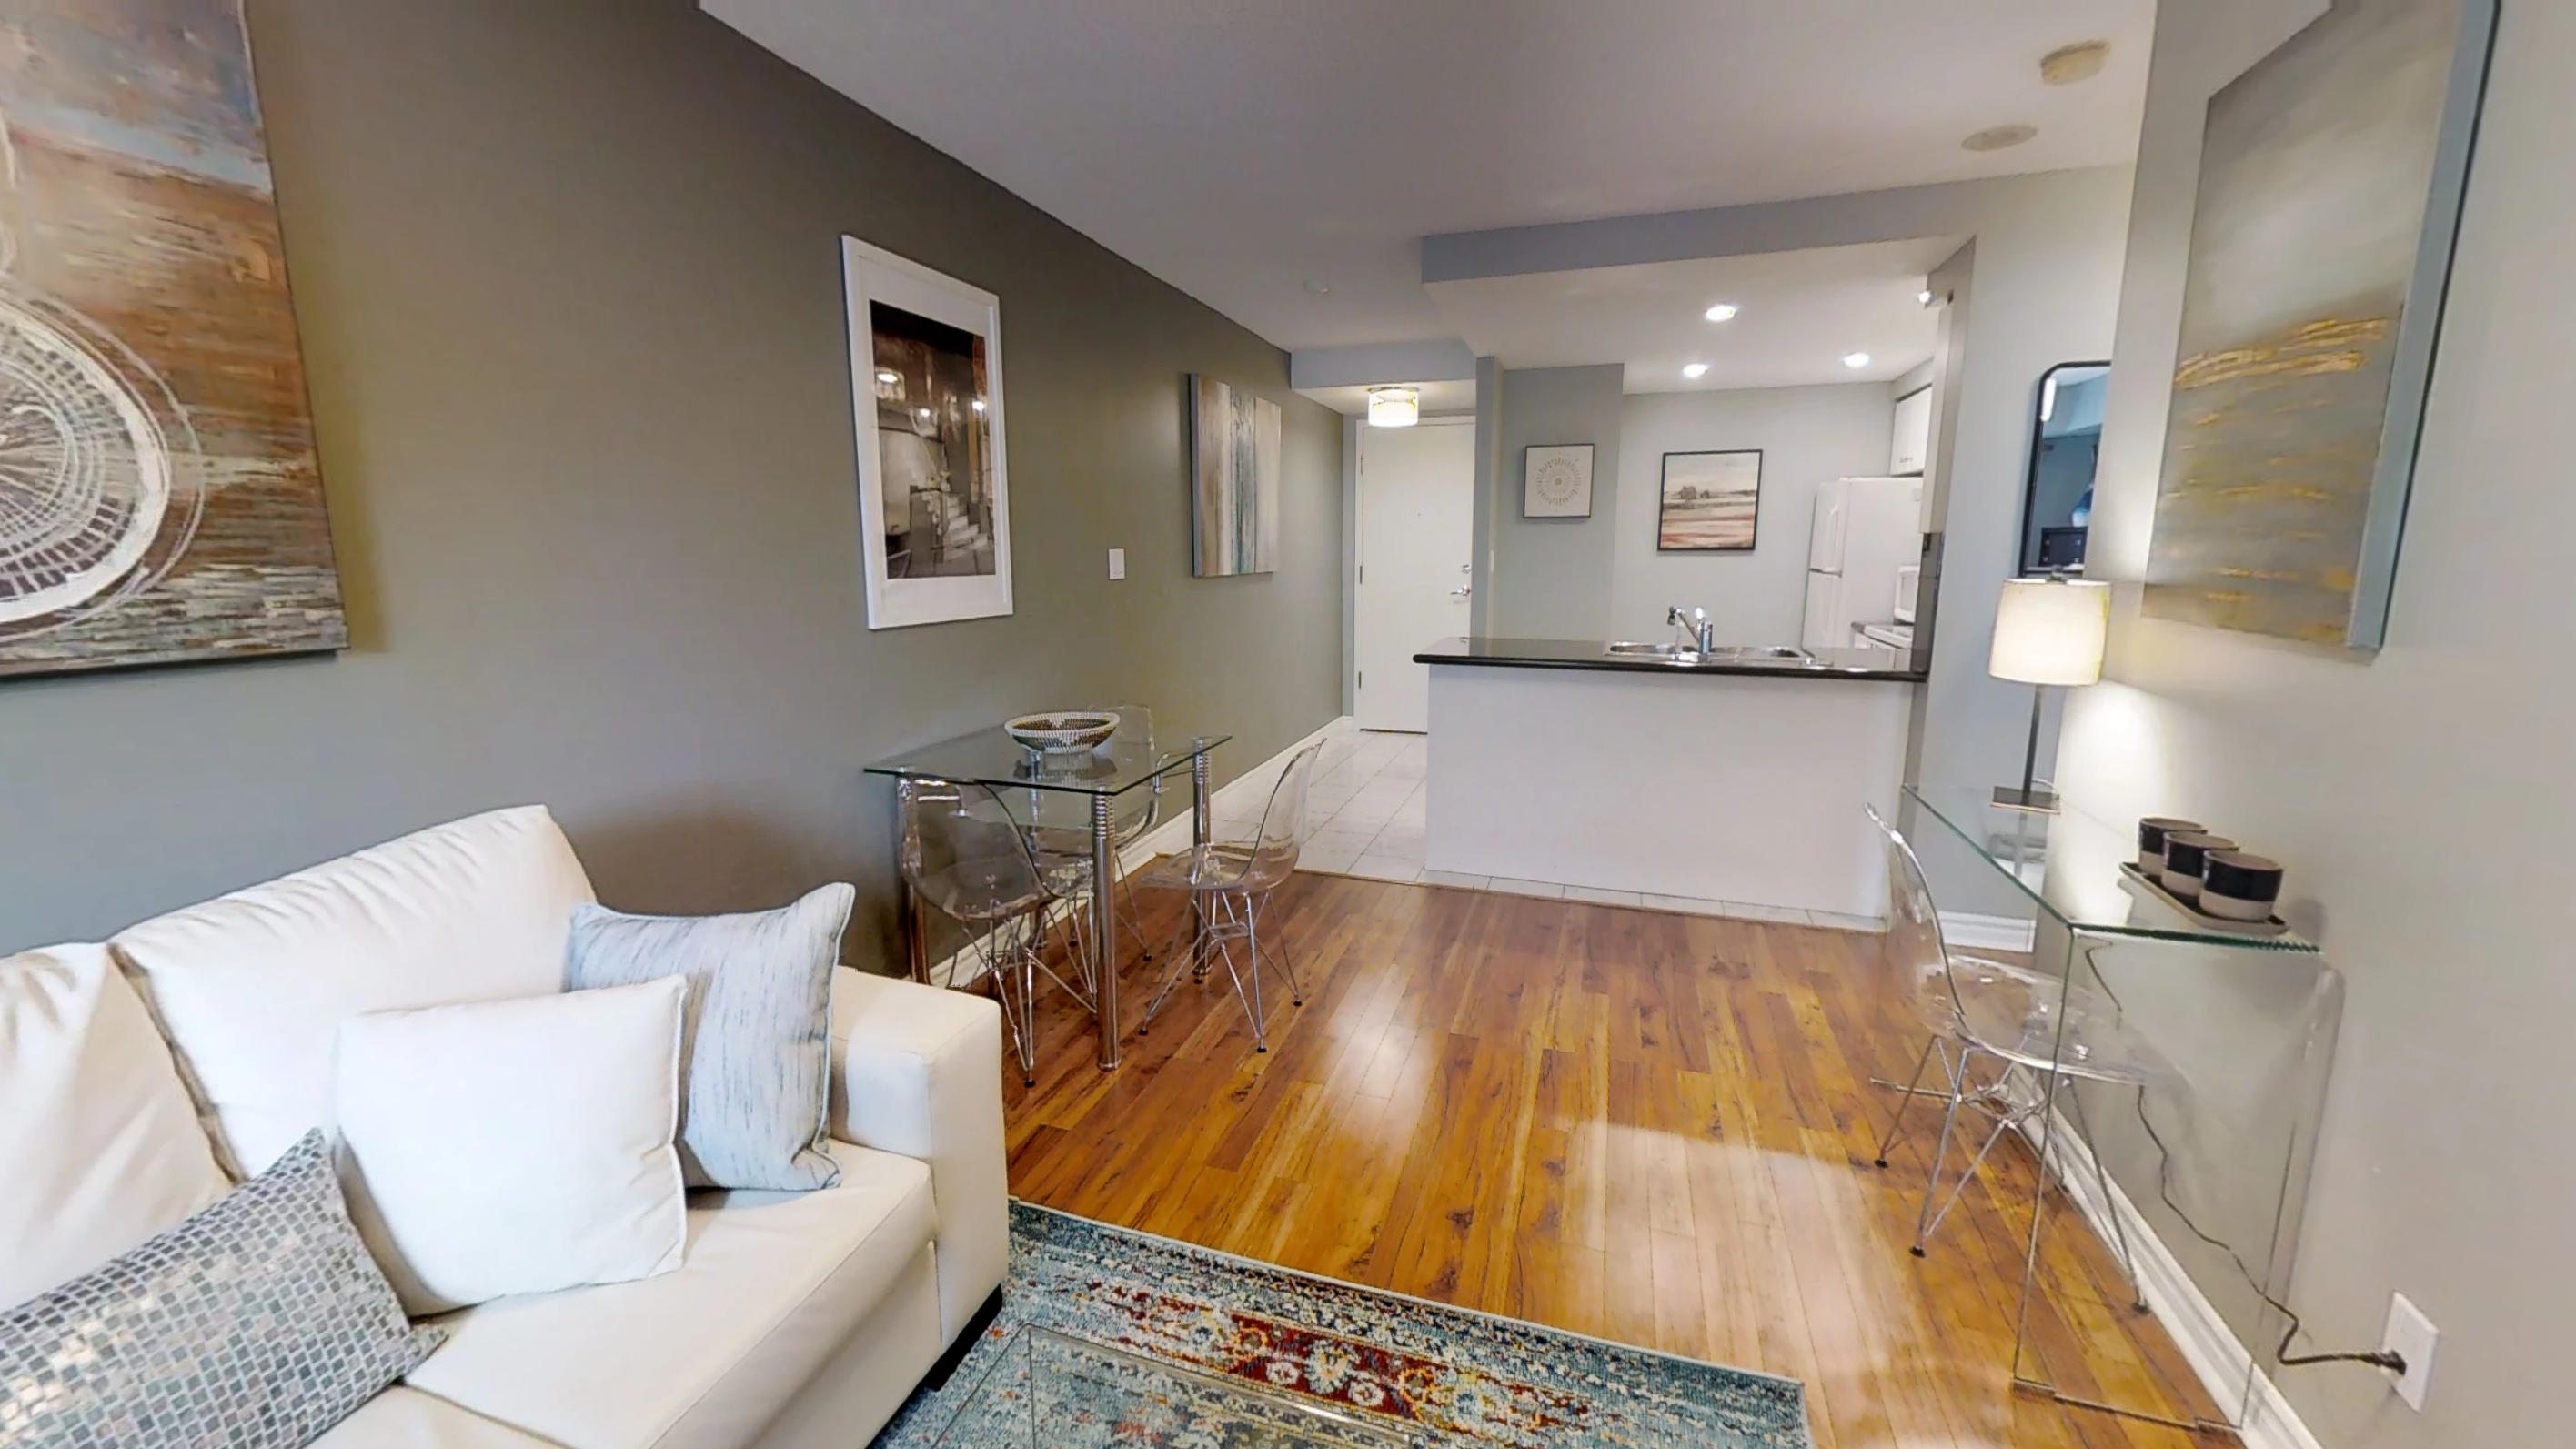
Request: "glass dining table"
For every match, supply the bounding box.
[865,722,1231,1071]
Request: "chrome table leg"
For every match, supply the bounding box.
[1092,794,1120,1070]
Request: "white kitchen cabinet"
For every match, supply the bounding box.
[1889,387,1932,476]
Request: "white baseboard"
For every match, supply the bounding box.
[922,715,1355,991]
[1938,911,2038,953]
[2019,1102,2324,1449]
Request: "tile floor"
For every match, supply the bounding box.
[1254,725,1884,933]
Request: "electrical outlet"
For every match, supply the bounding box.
[1107,548,1126,580]
[2382,1293,2438,1411]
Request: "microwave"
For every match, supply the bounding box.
[1893,564,1921,624]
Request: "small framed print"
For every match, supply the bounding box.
[1523,444,1594,518]
[1658,449,1761,551]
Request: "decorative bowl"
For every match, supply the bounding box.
[1005,711,1120,758]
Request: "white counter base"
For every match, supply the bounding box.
[1424,664,1910,919]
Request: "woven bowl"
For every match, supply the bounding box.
[1005,711,1119,757]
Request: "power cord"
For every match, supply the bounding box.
[2074,941,2404,1376]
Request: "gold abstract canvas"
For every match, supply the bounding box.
[0,0,345,679]
[2146,0,2490,650]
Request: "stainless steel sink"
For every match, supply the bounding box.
[1604,641,1699,661]
[1603,641,1812,667]
[1704,645,1812,662]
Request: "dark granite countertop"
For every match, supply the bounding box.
[1413,636,1928,683]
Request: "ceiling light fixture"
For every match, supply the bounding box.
[2040,40,2111,86]
[1842,352,1872,369]
[1917,287,1937,307]
[1703,302,1740,323]
[1962,123,2038,153]
[1682,362,1710,380]
[1303,278,1333,296]
[1366,386,1420,428]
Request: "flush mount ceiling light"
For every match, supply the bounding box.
[1962,123,2038,153]
[1917,287,1937,307]
[1703,302,1740,323]
[1366,386,1420,428]
[1681,362,1710,380]
[2040,40,2110,86]
[1842,352,1872,369]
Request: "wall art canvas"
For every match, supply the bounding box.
[2146,0,2494,651]
[0,0,346,680]
[1657,450,1761,552]
[844,236,1011,629]
[1521,443,1593,518]
[1188,375,1279,578]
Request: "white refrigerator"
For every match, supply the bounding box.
[1801,477,1923,654]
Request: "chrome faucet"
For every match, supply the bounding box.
[1667,604,1716,654]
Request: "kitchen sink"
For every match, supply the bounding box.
[1704,645,1812,662]
[1603,641,1812,666]
[1604,640,1698,660]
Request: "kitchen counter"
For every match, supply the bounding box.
[1414,635,1927,682]
[1419,635,1915,914]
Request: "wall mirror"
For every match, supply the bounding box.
[2017,361,2108,575]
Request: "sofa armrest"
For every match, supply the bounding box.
[827,968,1006,1346]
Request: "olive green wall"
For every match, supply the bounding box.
[0,0,1343,967]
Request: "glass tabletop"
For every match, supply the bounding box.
[931,1326,1429,1447]
[1904,783,2319,952]
[865,723,1231,797]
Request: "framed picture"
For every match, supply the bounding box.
[1522,444,1593,518]
[2145,0,2496,652]
[1658,450,1762,551]
[843,236,1011,629]
[1188,376,1282,576]
[0,0,347,680]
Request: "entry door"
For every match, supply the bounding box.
[1357,418,1474,732]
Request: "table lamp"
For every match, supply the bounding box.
[1987,576,2108,812]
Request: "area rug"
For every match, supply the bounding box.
[874,1202,1812,1447]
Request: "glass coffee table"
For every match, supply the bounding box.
[931,1326,1431,1446]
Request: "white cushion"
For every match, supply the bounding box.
[0,943,231,1308]
[405,1142,935,1449]
[335,980,689,1315]
[309,1387,558,1449]
[113,805,597,1177]
[828,968,1008,1343]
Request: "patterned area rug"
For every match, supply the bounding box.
[875,1202,1812,1447]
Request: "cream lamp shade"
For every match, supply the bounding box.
[1988,578,2108,686]
[1365,386,1420,428]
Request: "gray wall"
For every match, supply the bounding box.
[1484,364,1625,638]
[0,0,1343,966]
[2060,1,2571,1443]
[1607,384,1896,643]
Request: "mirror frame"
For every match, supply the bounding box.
[2015,359,2110,577]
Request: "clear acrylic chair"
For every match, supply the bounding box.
[1133,740,1322,1052]
[1022,704,1162,990]
[896,777,1072,1086]
[1863,803,2176,1307]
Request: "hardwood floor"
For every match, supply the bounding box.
[1001,869,2225,1448]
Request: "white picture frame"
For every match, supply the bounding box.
[1523,443,1594,518]
[842,236,1012,629]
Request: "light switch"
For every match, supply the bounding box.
[1107,548,1126,580]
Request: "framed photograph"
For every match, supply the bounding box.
[1189,375,1282,576]
[1658,450,1761,551]
[1522,444,1594,518]
[842,236,1011,629]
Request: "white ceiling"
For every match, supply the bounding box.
[1297,379,1480,419]
[1424,237,1961,392]
[703,1,2154,351]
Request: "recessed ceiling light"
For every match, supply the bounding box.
[1842,352,1872,369]
[1962,123,2038,153]
[1703,302,1740,323]
[1681,362,1710,380]
[1366,386,1420,428]
[2040,40,2110,86]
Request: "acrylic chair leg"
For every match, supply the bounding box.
[1874,1033,1942,1168]
[1243,893,1268,1051]
[1139,901,1205,1031]
[1910,1043,1972,1257]
[2068,1081,2150,1313]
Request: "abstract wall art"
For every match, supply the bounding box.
[1521,443,1593,519]
[0,0,346,680]
[1657,450,1761,552]
[843,236,1011,629]
[2146,0,2495,651]
[1188,375,1280,578]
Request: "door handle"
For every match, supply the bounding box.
[1450,586,1472,598]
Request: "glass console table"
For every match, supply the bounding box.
[931,1326,1431,1446]
[1897,785,2341,1437]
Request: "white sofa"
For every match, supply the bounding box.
[3,805,1007,1449]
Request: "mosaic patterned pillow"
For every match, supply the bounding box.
[0,1129,443,1448]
